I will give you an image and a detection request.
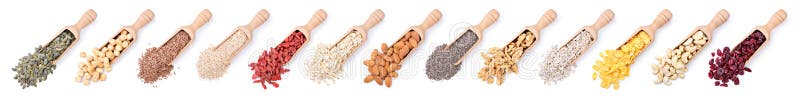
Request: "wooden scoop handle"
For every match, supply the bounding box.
[187,9,212,31]
[590,9,614,30]
[131,9,155,30]
[359,9,385,30]
[762,9,787,32]
[302,9,327,34]
[475,9,499,31]
[243,9,269,31]
[417,9,442,31]
[72,9,97,32]
[703,9,729,32]
[533,9,557,31]
[647,9,672,31]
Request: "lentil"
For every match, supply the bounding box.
[426,30,478,80]
[363,31,420,87]
[250,31,304,90]
[138,31,190,84]
[12,30,75,89]
[592,31,650,90]
[539,30,593,84]
[198,31,247,79]
[307,30,364,84]
[478,31,536,85]
[708,31,764,87]
[653,31,707,86]
[75,30,134,85]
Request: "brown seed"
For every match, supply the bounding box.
[364,60,375,66]
[385,77,392,88]
[409,39,418,48]
[399,46,410,57]
[395,42,405,49]
[375,76,384,85]
[364,75,374,83]
[410,31,419,40]
[371,49,378,58]
[381,43,389,52]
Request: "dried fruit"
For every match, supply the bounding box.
[250,31,305,90]
[708,31,764,87]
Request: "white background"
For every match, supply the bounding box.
[1,0,798,99]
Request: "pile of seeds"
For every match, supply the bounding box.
[138,31,190,84]
[708,31,763,87]
[12,30,75,89]
[478,31,535,85]
[426,30,478,80]
[539,30,593,84]
[363,31,420,87]
[307,31,364,84]
[592,31,650,90]
[76,30,134,85]
[652,31,708,86]
[250,31,304,89]
[198,31,247,79]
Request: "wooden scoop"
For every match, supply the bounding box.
[48,9,97,63]
[163,9,211,64]
[670,9,728,62]
[332,9,384,57]
[452,9,500,65]
[508,9,556,52]
[740,9,786,64]
[395,9,442,60]
[614,9,671,51]
[282,9,327,63]
[215,9,269,62]
[106,9,155,65]
[564,9,614,65]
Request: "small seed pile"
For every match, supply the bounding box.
[75,30,134,85]
[250,31,304,89]
[539,30,593,84]
[708,31,763,87]
[198,31,247,80]
[138,31,190,84]
[592,31,650,90]
[362,31,420,88]
[426,30,478,80]
[477,31,535,85]
[307,31,364,84]
[12,31,75,89]
[652,31,707,86]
